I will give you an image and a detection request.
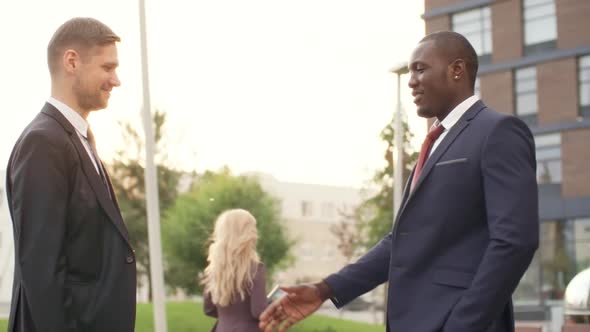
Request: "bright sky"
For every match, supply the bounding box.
[0,0,426,188]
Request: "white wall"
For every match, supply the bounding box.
[251,173,366,284]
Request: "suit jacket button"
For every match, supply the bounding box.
[126,255,135,264]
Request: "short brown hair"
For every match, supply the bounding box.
[47,17,121,75]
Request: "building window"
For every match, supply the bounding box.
[540,220,578,301]
[452,6,492,64]
[573,218,590,271]
[299,244,313,261]
[474,77,481,98]
[321,202,335,218]
[534,133,561,184]
[580,55,590,117]
[523,0,557,55]
[514,250,541,304]
[514,219,587,304]
[515,67,538,125]
[301,201,313,217]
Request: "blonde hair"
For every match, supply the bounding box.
[203,209,260,306]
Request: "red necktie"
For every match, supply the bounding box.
[411,123,445,191]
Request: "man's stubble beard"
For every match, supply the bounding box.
[73,76,106,112]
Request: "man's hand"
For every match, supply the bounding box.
[259,284,325,332]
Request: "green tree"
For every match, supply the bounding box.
[108,111,188,300]
[356,118,418,248]
[329,117,418,324]
[329,210,364,264]
[162,168,292,295]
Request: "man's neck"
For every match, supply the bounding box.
[436,91,474,122]
[51,88,89,120]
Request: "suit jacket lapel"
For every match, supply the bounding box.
[395,100,486,222]
[393,166,415,227]
[41,103,131,246]
[100,161,129,239]
[410,120,470,194]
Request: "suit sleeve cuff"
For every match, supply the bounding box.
[314,280,340,306]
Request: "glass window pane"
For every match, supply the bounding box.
[525,0,553,8]
[535,133,561,147]
[537,161,561,183]
[524,4,555,20]
[464,33,483,54]
[453,8,481,24]
[525,16,557,45]
[547,160,562,182]
[483,32,493,54]
[580,68,590,82]
[517,93,538,115]
[541,220,576,299]
[517,67,537,80]
[581,83,590,106]
[517,80,537,93]
[573,219,590,271]
[457,21,485,34]
[536,148,561,160]
[514,250,541,304]
[452,6,492,56]
[580,55,590,68]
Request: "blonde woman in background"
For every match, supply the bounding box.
[203,209,268,332]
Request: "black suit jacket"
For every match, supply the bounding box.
[5,103,137,332]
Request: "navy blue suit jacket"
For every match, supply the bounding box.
[325,101,539,332]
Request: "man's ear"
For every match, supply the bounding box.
[62,49,80,74]
[449,58,466,81]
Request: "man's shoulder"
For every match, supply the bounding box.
[476,105,513,122]
[470,105,534,146]
[10,109,73,163]
[20,109,70,141]
[473,104,530,130]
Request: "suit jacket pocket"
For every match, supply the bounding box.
[433,268,475,289]
[435,158,468,167]
[64,280,94,325]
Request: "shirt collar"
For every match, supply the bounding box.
[432,95,479,131]
[47,97,89,138]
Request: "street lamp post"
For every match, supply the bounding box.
[376,63,409,326]
[139,0,168,331]
[390,63,409,225]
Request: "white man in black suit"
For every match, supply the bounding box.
[6,17,136,332]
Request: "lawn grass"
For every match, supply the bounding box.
[0,301,384,332]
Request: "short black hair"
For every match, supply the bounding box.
[420,31,479,89]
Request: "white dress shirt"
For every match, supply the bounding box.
[430,95,479,156]
[47,97,101,174]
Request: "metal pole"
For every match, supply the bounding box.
[139,0,167,331]
[393,73,403,221]
[390,63,408,225]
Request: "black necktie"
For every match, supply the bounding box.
[85,127,112,199]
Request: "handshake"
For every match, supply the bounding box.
[259,283,329,332]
